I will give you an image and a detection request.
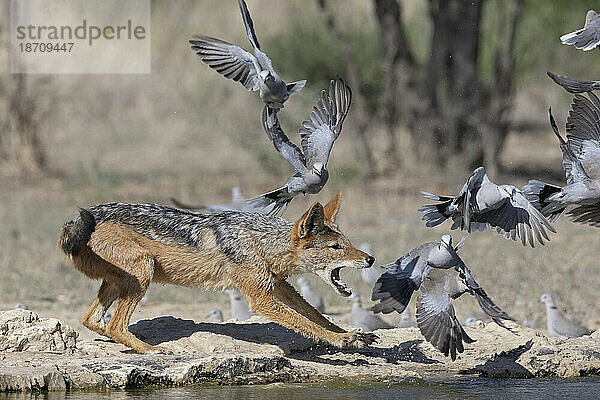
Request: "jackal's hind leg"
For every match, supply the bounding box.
[273,280,346,333]
[102,256,169,354]
[81,279,118,336]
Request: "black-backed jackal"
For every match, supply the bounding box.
[58,193,376,353]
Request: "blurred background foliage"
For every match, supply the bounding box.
[1,0,599,178]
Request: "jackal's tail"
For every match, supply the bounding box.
[245,186,293,216]
[58,209,96,256]
[418,192,455,228]
[521,180,565,222]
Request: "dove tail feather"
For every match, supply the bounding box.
[418,193,455,228]
[521,180,565,222]
[245,187,293,216]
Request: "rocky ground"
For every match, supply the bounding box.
[1,309,599,392]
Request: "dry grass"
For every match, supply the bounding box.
[1,1,599,340]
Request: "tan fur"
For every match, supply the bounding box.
[59,193,375,353]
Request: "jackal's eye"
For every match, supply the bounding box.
[329,243,342,250]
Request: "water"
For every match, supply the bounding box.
[2,378,599,400]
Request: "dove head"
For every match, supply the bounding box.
[427,235,458,269]
[440,234,453,249]
[539,293,556,306]
[585,10,599,27]
[206,309,223,322]
[259,70,286,96]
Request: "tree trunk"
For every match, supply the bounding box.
[0,1,47,175]
[316,0,379,177]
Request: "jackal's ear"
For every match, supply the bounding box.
[295,202,325,239]
[323,192,342,224]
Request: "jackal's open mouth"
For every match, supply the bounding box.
[331,267,352,297]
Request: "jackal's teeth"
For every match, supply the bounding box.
[331,267,352,297]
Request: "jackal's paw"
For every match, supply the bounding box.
[356,332,379,346]
[337,330,379,348]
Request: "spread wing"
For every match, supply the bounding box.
[417,270,475,361]
[454,166,487,230]
[190,35,259,91]
[300,78,352,167]
[236,0,273,72]
[471,186,556,247]
[238,0,260,50]
[565,93,600,180]
[547,71,600,94]
[262,106,306,173]
[567,204,600,227]
[451,256,514,329]
[371,243,436,315]
[548,108,587,184]
[560,18,600,51]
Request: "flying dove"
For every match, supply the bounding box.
[560,10,600,51]
[371,235,513,360]
[419,166,556,247]
[539,293,592,338]
[189,0,305,110]
[523,98,600,227]
[246,78,352,215]
[296,276,325,313]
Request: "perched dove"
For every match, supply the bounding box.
[397,308,417,329]
[207,309,224,323]
[463,317,481,328]
[419,166,556,247]
[227,289,253,321]
[539,293,592,338]
[547,71,600,94]
[171,187,256,213]
[189,0,305,110]
[348,293,393,332]
[523,100,600,227]
[560,10,600,51]
[296,276,324,313]
[371,235,513,360]
[246,78,352,215]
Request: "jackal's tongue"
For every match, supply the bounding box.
[331,267,352,297]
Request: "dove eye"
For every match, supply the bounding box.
[329,243,342,250]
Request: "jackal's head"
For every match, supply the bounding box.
[290,192,375,297]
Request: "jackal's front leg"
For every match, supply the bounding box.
[237,275,376,348]
[272,280,346,333]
